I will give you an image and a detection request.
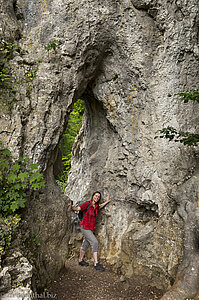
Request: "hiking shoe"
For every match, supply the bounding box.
[78,260,89,266]
[94,263,105,271]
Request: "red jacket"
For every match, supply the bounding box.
[80,201,99,230]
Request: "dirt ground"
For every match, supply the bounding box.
[49,259,164,300]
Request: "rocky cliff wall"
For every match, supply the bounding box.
[0,0,199,292]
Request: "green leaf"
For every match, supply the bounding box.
[29,163,39,171]
[168,89,199,103]
[10,201,19,212]
[17,157,24,163]
[6,190,20,200]
[7,172,17,183]
[13,183,22,190]
[0,162,9,170]
[13,163,21,172]
[20,183,26,189]
[155,126,199,146]
[29,172,44,184]
[18,171,29,182]
[17,156,29,164]
[31,182,42,190]
[17,197,26,208]
[0,149,11,156]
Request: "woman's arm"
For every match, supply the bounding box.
[99,194,111,209]
[72,206,81,212]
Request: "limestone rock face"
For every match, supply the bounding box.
[0,251,33,299]
[0,0,199,291]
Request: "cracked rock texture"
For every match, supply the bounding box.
[0,251,33,299]
[0,0,199,293]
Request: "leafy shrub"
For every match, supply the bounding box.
[155,89,199,146]
[0,40,15,86]
[0,40,24,86]
[168,89,199,103]
[57,99,84,192]
[155,126,199,146]
[0,214,21,254]
[0,145,45,216]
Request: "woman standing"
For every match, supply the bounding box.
[72,191,110,271]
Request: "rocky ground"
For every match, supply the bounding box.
[49,259,164,300]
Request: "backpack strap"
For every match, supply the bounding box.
[82,201,91,223]
[82,201,90,219]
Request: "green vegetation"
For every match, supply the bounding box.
[155,126,199,146]
[25,68,38,81]
[0,214,21,253]
[0,40,24,87]
[168,89,199,103]
[17,281,21,287]
[0,144,45,216]
[0,40,15,87]
[0,144,45,254]
[32,233,41,247]
[155,89,199,146]
[45,40,63,54]
[0,39,31,110]
[57,99,85,192]
[0,41,45,257]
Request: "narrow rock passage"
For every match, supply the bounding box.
[49,260,164,300]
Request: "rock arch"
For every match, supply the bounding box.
[0,0,199,296]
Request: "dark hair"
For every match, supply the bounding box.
[90,191,102,205]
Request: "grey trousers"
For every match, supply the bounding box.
[80,226,98,253]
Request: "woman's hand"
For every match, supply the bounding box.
[99,194,111,209]
[72,206,81,212]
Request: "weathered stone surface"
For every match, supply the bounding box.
[0,251,33,299]
[0,267,11,294]
[161,209,199,299]
[0,0,199,295]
